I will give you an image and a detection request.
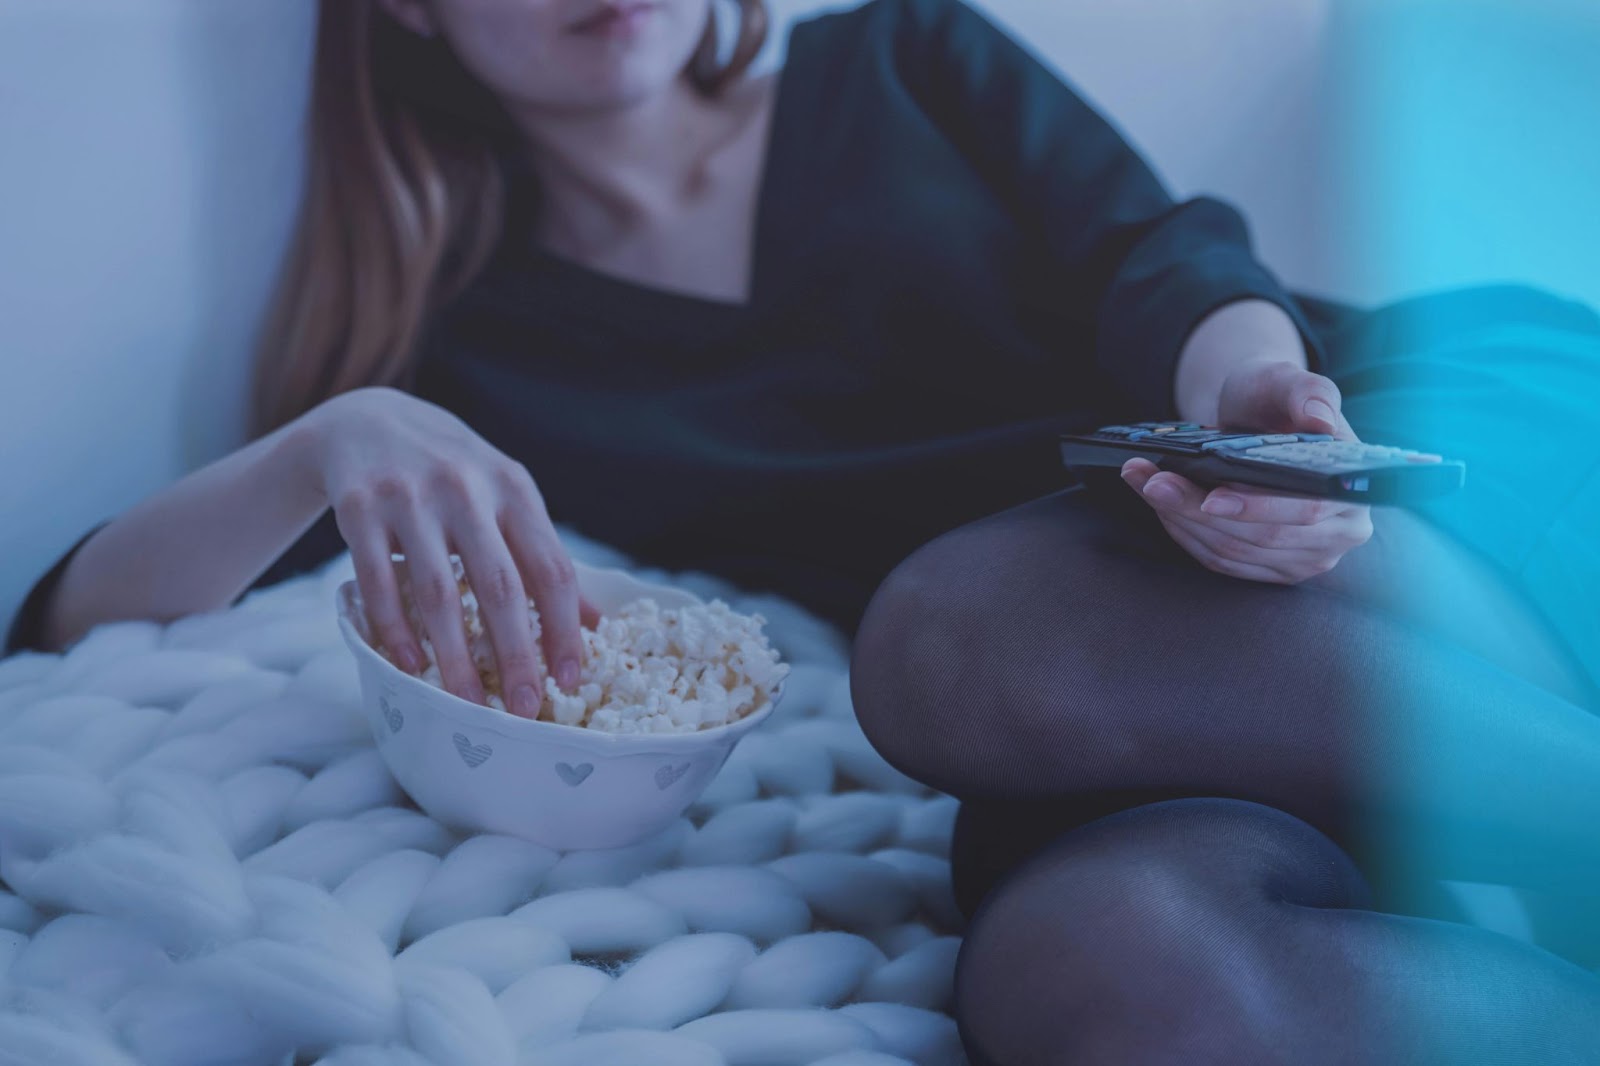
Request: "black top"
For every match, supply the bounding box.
[6,0,1332,655]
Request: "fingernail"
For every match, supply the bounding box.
[558,658,579,692]
[1144,481,1178,505]
[512,683,541,718]
[1304,397,1337,425]
[1203,494,1244,517]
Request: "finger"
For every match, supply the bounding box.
[1158,513,1300,584]
[335,500,425,674]
[451,517,548,720]
[1163,511,1326,578]
[1126,460,1364,538]
[500,498,585,698]
[393,516,485,705]
[1119,457,1160,486]
[1187,507,1360,551]
[1196,483,1372,537]
[1284,371,1359,441]
[1132,475,1374,571]
[1198,483,1363,527]
[1119,457,1175,500]
[1238,510,1369,551]
[1123,464,1208,513]
[1148,473,1375,552]
[578,595,603,630]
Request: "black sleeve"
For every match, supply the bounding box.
[2,509,347,658]
[4,521,111,656]
[889,0,1329,418]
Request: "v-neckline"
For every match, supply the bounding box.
[513,21,812,316]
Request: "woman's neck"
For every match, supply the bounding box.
[507,75,755,249]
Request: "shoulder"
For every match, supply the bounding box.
[793,0,981,34]
[790,0,994,54]
[788,0,1021,85]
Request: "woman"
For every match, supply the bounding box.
[7,0,1599,1060]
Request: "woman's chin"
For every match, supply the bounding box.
[547,23,704,108]
[538,64,695,115]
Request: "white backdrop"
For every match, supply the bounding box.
[2,0,1596,643]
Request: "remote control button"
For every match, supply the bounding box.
[1244,443,1354,463]
[1404,452,1444,463]
[1200,436,1264,452]
[1258,434,1300,444]
[1160,431,1230,443]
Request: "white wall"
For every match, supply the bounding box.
[0,1,315,640]
[1,0,1596,643]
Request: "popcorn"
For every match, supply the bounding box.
[380,556,790,733]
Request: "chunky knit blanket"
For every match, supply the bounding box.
[0,527,965,1066]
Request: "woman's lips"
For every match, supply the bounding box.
[567,1,658,37]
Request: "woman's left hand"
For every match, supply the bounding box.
[1120,359,1375,584]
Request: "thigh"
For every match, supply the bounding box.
[932,474,1596,712]
[855,472,1597,826]
[1305,505,1598,711]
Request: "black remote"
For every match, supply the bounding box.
[1060,422,1466,505]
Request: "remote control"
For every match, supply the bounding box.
[1060,422,1465,504]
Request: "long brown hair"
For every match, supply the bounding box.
[249,0,770,440]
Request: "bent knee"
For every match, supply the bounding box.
[849,535,985,789]
[849,515,1165,797]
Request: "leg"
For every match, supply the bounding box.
[849,481,1600,893]
[1326,283,1600,704]
[953,798,1600,1066]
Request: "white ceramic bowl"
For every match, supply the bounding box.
[335,560,782,850]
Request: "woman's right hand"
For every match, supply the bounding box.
[298,386,600,719]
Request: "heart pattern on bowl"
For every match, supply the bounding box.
[655,762,691,790]
[379,696,403,734]
[555,762,594,787]
[452,733,492,769]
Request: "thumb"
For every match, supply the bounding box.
[1289,373,1358,441]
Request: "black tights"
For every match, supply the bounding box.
[849,478,1600,1065]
